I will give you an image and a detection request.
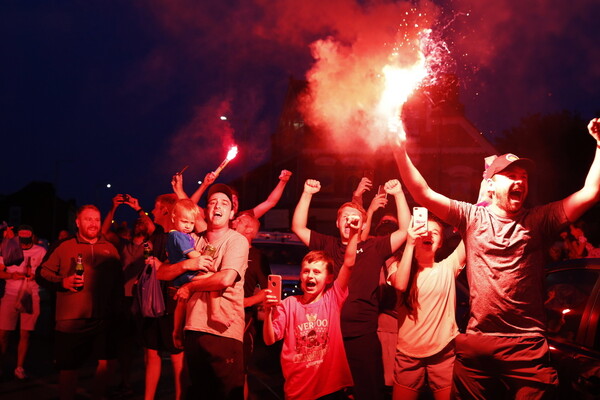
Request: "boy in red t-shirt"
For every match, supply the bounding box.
[263,216,361,400]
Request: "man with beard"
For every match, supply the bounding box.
[393,117,600,399]
[38,205,123,400]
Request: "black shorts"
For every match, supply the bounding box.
[185,331,244,399]
[54,319,118,370]
[140,313,182,354]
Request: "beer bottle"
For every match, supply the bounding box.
[75,253,84,292]
[24,256,32,279]
[203,244,216,258]
[143,242,152,261]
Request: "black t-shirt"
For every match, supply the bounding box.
[309,231,392,337]
[149,224,168,262]
[148,224,175,314]
[244,247,271,301]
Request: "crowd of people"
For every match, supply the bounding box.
[0,117,599,400]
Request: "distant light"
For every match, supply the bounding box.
[106,184,111,188]
[220,116,227,121]
[197,180,203,185]
[562,308,571,315]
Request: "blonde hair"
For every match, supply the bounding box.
[336,202,367,221]
[172,198,200,220]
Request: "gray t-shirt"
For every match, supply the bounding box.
[447,200,568,336]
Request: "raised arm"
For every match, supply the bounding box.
[393,138,452,221]
[562,118,600,222]
[385,179,410,252]
[336,217,360,290]
[124,195,155,234]
[101,195,122,245]
[190,172,217,205]
[291,179,321,246]
[351,176,373,206]
[389,217,427,291]
[263,300,278,345]
[448,240,466,276]
[252,170,293,218]
[362,193,387,240]
[171,173,189,200]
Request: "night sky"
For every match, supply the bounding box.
[2,0,599,213]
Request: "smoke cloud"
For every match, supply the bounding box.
[140,0,600,169]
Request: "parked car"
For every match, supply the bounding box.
[544,258,600,399]
[252,231,308,298]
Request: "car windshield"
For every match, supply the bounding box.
[253,242,307,266]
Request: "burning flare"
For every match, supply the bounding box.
[214,145,239,176]
[300,16,438,151]
[377,45,428,141]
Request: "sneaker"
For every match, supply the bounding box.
[14,367,27,380]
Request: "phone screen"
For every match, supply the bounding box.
[378,185,387,199]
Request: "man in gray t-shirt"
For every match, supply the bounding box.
[393,117,600,399]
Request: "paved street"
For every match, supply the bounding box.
[0,291,285,400]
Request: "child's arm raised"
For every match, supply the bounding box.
[262,291,279,345]
[336,217,361,290]
[388,218,423,292]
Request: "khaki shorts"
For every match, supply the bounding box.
[394,340,455,392]
[0,293,40,331]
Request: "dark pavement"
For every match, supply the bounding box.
[0,290,285,400]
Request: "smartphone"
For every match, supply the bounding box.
[413,207,428,229]
[377,185,387,199]
[268,274,282,302]
[363,169,374,182]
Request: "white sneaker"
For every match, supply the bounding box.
[14,367,27,380]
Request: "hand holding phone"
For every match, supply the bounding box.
[268,274,282,303]
[377,185,388,199]
[413,207,428,230]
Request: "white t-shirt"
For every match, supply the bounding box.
[388,254,464,358]
[1,244,47,297]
